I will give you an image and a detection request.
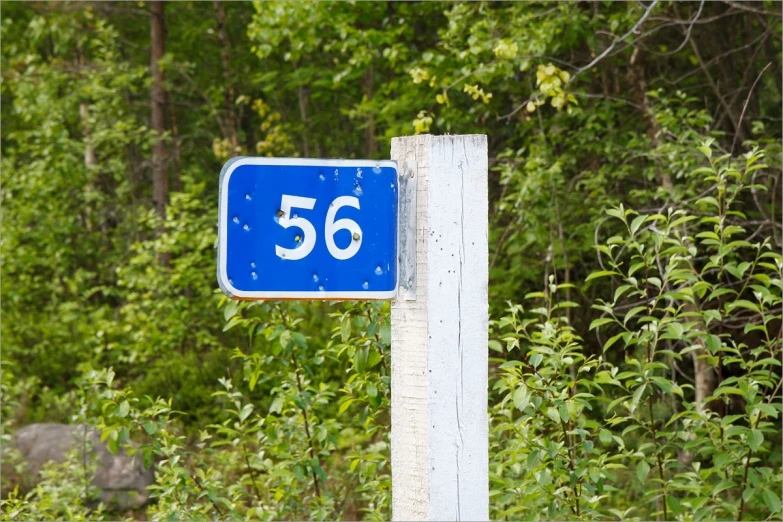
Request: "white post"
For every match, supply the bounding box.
[390,135,489,521]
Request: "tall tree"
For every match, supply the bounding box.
[214,1,238,152]
[150,0,170,265]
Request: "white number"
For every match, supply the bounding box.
[274,194,362,261]
[275,195,316,260]
[325,196,362,260]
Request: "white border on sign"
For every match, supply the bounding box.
[218,157,399,300]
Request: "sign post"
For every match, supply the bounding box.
[217,135,489,521]
[390,135,489,521]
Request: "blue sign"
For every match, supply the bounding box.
[218,157,399,300]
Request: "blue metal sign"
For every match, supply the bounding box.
[218,157,398,300]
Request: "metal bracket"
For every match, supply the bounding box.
[398,159,417,301]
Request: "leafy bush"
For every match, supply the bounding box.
[490,143,782,521]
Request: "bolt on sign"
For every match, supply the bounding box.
[217,157,398,300]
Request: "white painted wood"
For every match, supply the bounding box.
[390,135,489,521]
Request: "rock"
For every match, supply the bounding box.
[13,423,154,510]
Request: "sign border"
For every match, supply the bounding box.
[218,156,399,300]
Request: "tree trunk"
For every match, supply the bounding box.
[150,1,170,266]
[75,40,99,234]
[79,101,97,233]
[214,0,238,152]
[692,350,717,406]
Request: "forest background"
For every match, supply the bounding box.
[1,1,781,520]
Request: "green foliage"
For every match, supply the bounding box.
[491,290,622,520]
[1,1,780,520]
[490,143,782,521]
[1,452,104,522]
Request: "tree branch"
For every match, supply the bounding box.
[571,0,660,82]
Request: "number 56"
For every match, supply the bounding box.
[275,195,362,261]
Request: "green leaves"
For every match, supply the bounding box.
[602,332,626,353]
[586,270,620,281]
[568,139,783,522]
[238,403,254,423]
[667,322,684,339]
[726,300,761,314]
[748,429,764,451]
[380,322,391,346]
[629,215,646,237]
[705,334,721,354]
[697,140,713,159]
[340,318,352,342]
[636,460,650,483]
[529,353,543,368]
[589,317,615,330]
[512,387,529,411]
[269,395,283,414]
[353,346,369,373]
[762,488,782,515]
[558,402,570,423]
[630,383,646,413]
[338,399,354,415]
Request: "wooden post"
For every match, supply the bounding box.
[390,135,489,521]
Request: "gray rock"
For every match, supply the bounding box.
[13,423,154,510]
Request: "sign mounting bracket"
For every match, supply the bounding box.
[398,159,417,301]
